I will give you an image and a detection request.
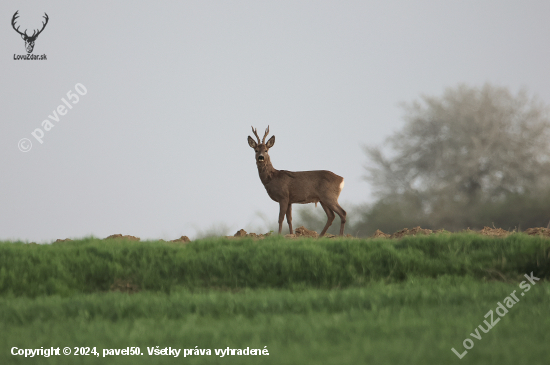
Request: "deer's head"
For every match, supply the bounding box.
[248,126,275,164]
[12,11,49,54]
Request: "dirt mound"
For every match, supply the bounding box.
[244,232,265,239]
[228,227,347,239]
[110,278,139,294]
[227,227,320,239]
[524,227,550,237]
[170,236,191,243]
[104,234,140,241]
[371,230,391,239]
[294,226,319,238]
[367,226,550,239]
[479,226,511,238]
[234,229,247,237]
[390,226,433,239]
[54,238,72,242]
[226,229,270,240]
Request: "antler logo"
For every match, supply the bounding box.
[11,11,49,54]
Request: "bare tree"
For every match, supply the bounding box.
[364,84,550,230]
[247,126,347,236]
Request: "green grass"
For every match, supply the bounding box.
[1,233,549,297]
[2,279,549,365]
[1,234,549,364]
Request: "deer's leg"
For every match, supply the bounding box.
[327,202,347,236]
[278,200,289,235]
[319,201,335,237]
[286,204,293,234]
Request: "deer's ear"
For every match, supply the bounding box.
[266,135,275,149]
[247,136,257,148]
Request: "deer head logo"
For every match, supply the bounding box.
[12,11,49,54]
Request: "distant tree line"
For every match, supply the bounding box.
[298,84,550,236]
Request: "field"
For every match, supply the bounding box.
[1,233,549,364]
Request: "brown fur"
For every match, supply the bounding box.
[248,126,346,236]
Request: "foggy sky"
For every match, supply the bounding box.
[2,1,549,242]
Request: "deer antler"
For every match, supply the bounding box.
[251,126,261,144]
[31,13,49,39]
[12,11,48,39]
[11,11,25,37]
[262,126,270,144]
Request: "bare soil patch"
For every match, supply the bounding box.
[366,226,537,239]
[105,234,140,241]
[371,230,391,239]
[91,226,550,243]
[390,226,433,239]
[524,227,550,237]
[170,236,191,243]
[295,226,319,238]
[226,229,272,240]
[479,226,511,238]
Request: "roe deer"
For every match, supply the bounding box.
[247,126,346,236]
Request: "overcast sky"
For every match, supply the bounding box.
[1,1,549,242]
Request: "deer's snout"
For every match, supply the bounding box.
[258,155,265,161]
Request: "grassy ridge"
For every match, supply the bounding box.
[1,234,549,297]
